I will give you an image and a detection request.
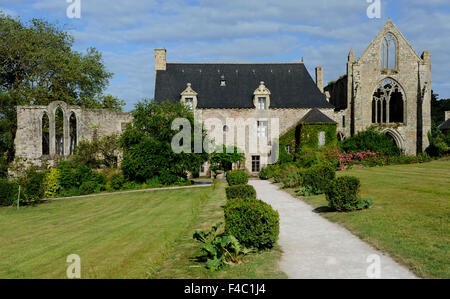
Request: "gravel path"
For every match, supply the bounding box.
[249,180,417,279]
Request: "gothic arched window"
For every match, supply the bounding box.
[55,107,64,156]
[69,112,77,155]
[372,78,405,124]
[382,34,397,70]
[42,113,50,156]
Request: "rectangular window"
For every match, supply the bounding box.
[286,145,292,154]
[200,164,205,173]
[342,116,346,128]
[185,98,193,109]
[318,131,326,147]
[252,156,261,172]
[258,97,267,110]
[257,120,268,138]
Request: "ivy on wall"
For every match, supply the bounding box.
[278,123,337,163]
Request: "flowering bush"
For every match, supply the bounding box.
[327,148,433,170]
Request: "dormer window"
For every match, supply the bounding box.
[220,75,226,87]
[185,98,193,109]
[258,97,267,110]
[180,83,198,109]
[253,81,271,110]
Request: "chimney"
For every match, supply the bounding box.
[315,66,324,93]
[155,48,167,72]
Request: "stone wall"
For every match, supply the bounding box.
[199,107,335,174]
[14,101,132,167]
[330,20,431,155]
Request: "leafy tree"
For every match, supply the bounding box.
[0,12,115,175]
[120,100,209,184]
[73,134,121,169]
[209,145,245,175]
[431,91,450,127]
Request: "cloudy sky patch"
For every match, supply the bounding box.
[1,0,449,110]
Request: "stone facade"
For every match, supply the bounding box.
[14,101,132,167]
[326,20,431,155]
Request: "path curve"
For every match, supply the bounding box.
[249,180,417,279]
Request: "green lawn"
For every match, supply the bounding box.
[0,183,285,279]
[287,160,450,279]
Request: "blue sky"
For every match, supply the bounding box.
[1,0,449,111]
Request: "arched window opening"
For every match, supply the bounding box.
[382,34,397,69]
[69,113,77,155]
[42,113,50,156]
[389,89,404,123]
[55,107,64,156]
[385,132,399,149]
[372,79,404,124]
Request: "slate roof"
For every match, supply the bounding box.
[439,119,450,130]
[298,108,337,124]
[155,63,334,109]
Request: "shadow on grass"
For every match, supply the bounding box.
[312,206,335,214]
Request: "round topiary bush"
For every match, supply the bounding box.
[325,176,361,211]
[225,184,256,200]
[301,164,335,195]
[226,170,248,186]
[224,198,279,249]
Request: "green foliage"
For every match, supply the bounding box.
[225,170,248,186]
[259,165,277,180]
[224,198,279,249]
[73,134,121,169]
[43,168,61,198]
[110,173,125,190]
[0,14,114,168]
[225,184,256,200]
[339,126,401,156]
[193,223,250,271]
[57,160,106,194]
[426,128,449,157]
[325,176,364,212]
[120,100,208,183]
[0,178,18,206]
[79,181,99,195]
[301,164,336,195]
[281,171,304,189]
[209,145,245,175]
[431,92,450,127]
[295,186,313,197]
[296,123,338,153]
[277,122,337,165]
[17,167,47,204]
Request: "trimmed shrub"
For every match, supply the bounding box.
[110,173,125,190]
[325,176,361,212]
[226,170,248,186]
[79,181,99,195]
[0,178,18,206]
[301,164,335,195]
[224,198,279,249]
[225,184,256,200]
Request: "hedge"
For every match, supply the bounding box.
[225,184,256,200]
[226,170,248,186]
[301,164,336,194]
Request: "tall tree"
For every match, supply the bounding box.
[0,12,117,171]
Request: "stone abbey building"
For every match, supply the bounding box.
[14,20,431,173]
